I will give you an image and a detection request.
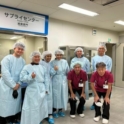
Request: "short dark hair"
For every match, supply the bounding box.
[96,62,106,68]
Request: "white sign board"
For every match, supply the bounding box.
[0,6,49,35]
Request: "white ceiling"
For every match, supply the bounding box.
[1,0,124,32]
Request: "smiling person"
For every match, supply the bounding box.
[0,42,25,124]
[20,51,48,124]
[50,49,69,118]
[68,61,87,119]
[40,51,55,124]
[70,47,90,106]
[90,62,113,124]
[90,43,112,110]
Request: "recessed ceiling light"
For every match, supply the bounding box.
[10,36,17,39]
[114,20,124,26]
[59,3,98,17]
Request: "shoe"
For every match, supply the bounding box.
[53,113,59,118]
[70,115,76,118]
[58,111,65,117]
[102,118,109,124]
[79,114,85,118]
[90,105,95,110]
[93,116,100,122]
[48,118,54,124]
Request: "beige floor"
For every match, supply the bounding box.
[43,87,124,124]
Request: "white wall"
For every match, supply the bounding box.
[48,18,119,58]
[17,36,45,64]
[34,37,44,51]
[0,39,15,62]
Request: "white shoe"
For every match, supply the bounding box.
[93,116,100,122]
[70,115,76,118]
[102,118,109,124]
[79,113,85,118]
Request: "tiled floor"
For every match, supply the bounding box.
[43,87,124,124]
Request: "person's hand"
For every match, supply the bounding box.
[13,83,20,90]
[94,95,99,103]
[104,97,110,105]
[81,93,86,99]
[71,93,75,100]
[32,72,36,78]
[54,66,58,71]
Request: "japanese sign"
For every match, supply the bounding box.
[0,6,49,35]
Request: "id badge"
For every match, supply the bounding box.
[79,83,84,87]
[103,84,108,89]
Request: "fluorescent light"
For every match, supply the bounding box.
[10,36,17,39]
[59,3,98,17]
[114,20,124,26]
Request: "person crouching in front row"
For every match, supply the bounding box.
[68,61,87,119]
[90,62,113,124]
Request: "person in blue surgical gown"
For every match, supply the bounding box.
[40,51,54,124]
[70,47,90,101]
[92,43,112,72]
[0,42,25,124]
[90,43,112,110]
[50,49,69,118]
[20,51,48,124]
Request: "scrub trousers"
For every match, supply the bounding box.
[94,91,111,119]
[69,89,85,115]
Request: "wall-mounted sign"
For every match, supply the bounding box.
[0,5,49,35]
[92,29,97,35]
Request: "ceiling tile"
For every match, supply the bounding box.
[24,0,76,9]
[50,9,85,22]
[71,0,110,12]
[96,21,124,31]
[0,0,23,7]
[18,1,57,15]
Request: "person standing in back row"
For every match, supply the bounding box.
[50,49,69,118]
[0,42,25,124]
[20,51,48,124]
[90,43,112,110]
[40,51,55,124]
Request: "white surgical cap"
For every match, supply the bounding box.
[71,61,83,69]
[30,51,41,59]
[42,51,52,59]
[13,42,25,50]
[55,49,64,55]
[97,42,107,52]
[74,47,84,54]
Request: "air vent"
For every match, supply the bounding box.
[90,0,119,6]
[102,0,119,6]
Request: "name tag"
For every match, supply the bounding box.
[79,83,84,87]
[103,84,108,89]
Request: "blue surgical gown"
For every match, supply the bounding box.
[40,60,53,114]
[70,56,90,100]
[0,55,25,117]
[20,64,48,124]
[50,59,69,110]
[92,55,112,71]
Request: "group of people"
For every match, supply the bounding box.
[0,41,113,124]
